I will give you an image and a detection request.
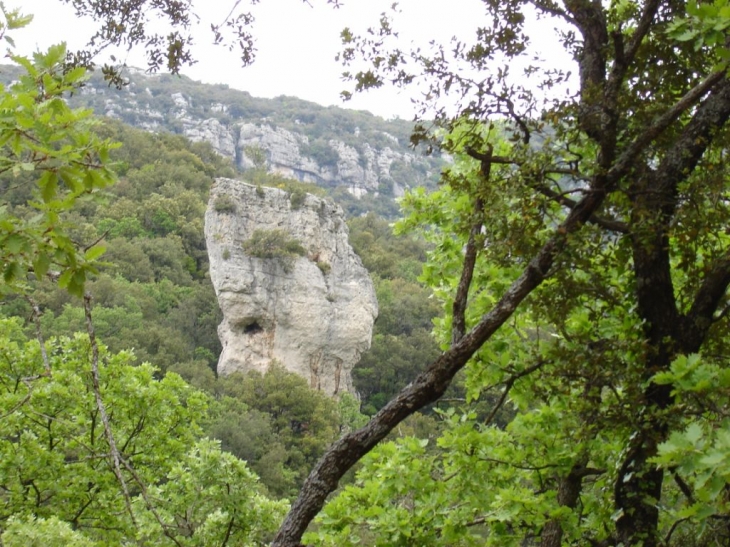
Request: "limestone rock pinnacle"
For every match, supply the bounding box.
[205,178,378,396]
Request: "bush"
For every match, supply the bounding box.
[289,188,306,209]
[213,194,236,214]
[243,229,306,272]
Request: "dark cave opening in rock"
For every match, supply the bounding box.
[244,322,263,334]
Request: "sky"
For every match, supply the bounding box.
[12,0,573,120]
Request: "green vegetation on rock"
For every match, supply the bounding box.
[243,228,307,273]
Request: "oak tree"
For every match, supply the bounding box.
[273,1,730,545]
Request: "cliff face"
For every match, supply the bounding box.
[16,68,443,199]
[204,178,378,396]
[237,123,411,198]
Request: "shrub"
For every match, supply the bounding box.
[213,194,236,214]
[289,188,306,209]
[242,229,306,272]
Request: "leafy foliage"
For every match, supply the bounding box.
[1,116,237,372]
[203,364,342,499]
[0,42,117,297]
[308,101,730,544]
[0,318,285,545]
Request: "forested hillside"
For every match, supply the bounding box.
[0,109,445,487]
[0,63,443,215]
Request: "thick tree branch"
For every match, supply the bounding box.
[616,77,730,547]
[661,83,730,349]
[684,251,730,348]
[563,0,609,142]
[452,198,483,344]
[631,77,730,346]
[540,457,602,547]
[605,0,660,106]
[607,71,726,180]
[452,145,492,344]
[623,0,661,65]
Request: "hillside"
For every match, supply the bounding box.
[0,65,442,213]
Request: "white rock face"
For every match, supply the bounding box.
[64,72,442,199]
[237,123,416,196]
[182,118,237,158]
[238,123,321,179]
[205,178,378,396]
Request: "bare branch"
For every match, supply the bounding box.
[671,468,695,503]
[664,517,690,546]
[623,0,661,68]
[484,360,547,426]
[81,230,109,253]
[532,183,629,233]
[25,296,51,377]
[83,293,137,529]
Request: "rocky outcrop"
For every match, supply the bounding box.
[182,118,237,158]
[204,178,378,396]
[237,123,413,196]
[42,68,443,199]
[238,123,322,178]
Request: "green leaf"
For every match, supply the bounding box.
[40,171,59,203]
[4,233,24,254]
[57,268,73,289]
[32,253,50,278]
[83,246,106,261]
[3,261,22,282]
[685,422,704,445]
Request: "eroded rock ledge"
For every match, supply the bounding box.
[205,178,378,396]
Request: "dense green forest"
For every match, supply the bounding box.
[0,112,445,459]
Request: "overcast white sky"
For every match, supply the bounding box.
[12,0,572,120]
